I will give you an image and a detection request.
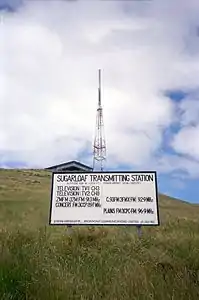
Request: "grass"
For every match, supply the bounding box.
[0,169,199,299]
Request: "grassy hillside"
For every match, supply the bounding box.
[0,169,199,300]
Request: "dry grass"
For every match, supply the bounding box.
[0,169,199,300]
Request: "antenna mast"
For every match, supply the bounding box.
[93,69,106,171]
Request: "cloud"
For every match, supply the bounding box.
[170,90,199,164]
[179,94,199,126]
[150,153,199,179]
[1,0,199,174]
[172,126,199,162]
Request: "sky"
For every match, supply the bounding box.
[1,0,199,203]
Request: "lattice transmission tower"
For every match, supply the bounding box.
[93,69,106,171]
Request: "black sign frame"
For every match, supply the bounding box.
[49,171,160,226]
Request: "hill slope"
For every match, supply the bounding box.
[0,169,199,300]
[0,169,198,229]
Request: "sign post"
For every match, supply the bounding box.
[137,224,142,238]
[66,224,73,235]
[49,171,159,228]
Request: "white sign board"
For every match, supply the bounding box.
[49,172,159,226]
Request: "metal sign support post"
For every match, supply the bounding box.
[137,224,142,238]
[66,225,73,236]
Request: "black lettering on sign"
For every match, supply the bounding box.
[72,202,87,207]
[138,208,154,214]
[106,197,136,202]
[90,174,130,182]
[55,202,71,207]
[56,197,69,202]
[57,175,88,182]
[116,208,137,214]
[131,174,154,182]
[138,197,153,202]
[78,197,86,202]
[103,208,115,214]
[147,208,154,214]
[66,191,80,196]
[70,197,80,202]
[82,191,90,196]
[91,191,100,196]
[91,186,100,191]
[81,186,90,191]
[91,197,100,202]
[57,185,80,191]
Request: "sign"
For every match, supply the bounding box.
[49,171,159,226]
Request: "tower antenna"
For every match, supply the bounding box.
[93,69,106,171]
